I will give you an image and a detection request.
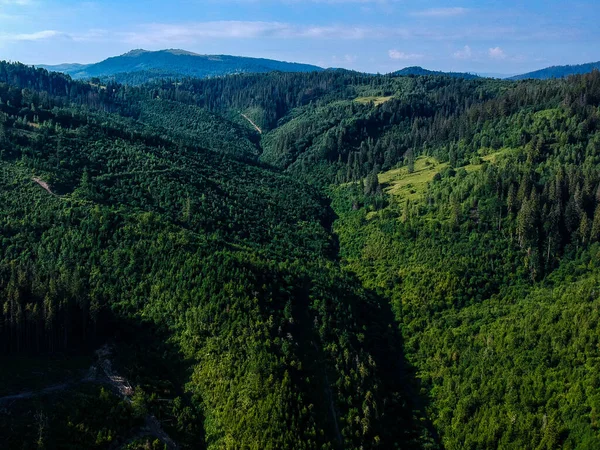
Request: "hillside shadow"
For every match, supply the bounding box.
[342,272,441,449]
[253,257,441,449]
[101,315,207,449]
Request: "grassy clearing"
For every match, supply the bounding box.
[378,156,447,201]
[481,148,514,163]
[379,150,510,201]
[354,96,393,106]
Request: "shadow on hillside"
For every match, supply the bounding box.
[107,315,207,449]
[251,256,441,449]
[344,272,441,449]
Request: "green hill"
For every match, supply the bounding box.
[393,66,481,79]
[510,61,600,80]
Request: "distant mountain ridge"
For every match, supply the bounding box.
[37,49,324,83]
[393,66,481,80]
[510,61,600,80]
[36,51,600,85]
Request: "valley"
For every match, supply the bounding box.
[0,59,600,449]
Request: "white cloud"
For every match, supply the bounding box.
[0,0,34,4]
[0,28,109,43]
[332,54,358,65]
[0,21,568,51]
[388,49,423,60]
[0,29,60,41]
[488,46,506,59]
[116,22,415,45]
[453,45,472,59]
[411,7,469,17]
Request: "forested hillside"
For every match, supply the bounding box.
[393,66,480,80]
[510,61,600,80]
[328,71,600,448]
[1,60,600,449]
[0,63,426,449]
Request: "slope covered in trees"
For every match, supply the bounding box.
[0,62,426,449]
[393,66,480,80]
[328,71,600,448]
[510,61,600,80]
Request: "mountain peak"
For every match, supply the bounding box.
[509,61,600,80]
[121,49,150,57]
[120,49,205,58]
[162,49,203,57]
[37,49,324,84]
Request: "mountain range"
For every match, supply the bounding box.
[509,60,600,80]
[36,49,600,84]
[37,49,323,83]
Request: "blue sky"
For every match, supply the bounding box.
[0,0,598,74]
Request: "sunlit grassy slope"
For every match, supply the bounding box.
[354,96,393,106]
[378,150,509,201]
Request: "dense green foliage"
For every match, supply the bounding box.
[0,61,428,449]
[0,385,141,449]
[393,66,480,80]
[329,71,600,448]
[2,59,600,449]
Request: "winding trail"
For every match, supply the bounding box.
[241,113,262,134]
[0,383,70,404]
[32,177,60,197]
[95,345,178,450]
[0,345,178,450]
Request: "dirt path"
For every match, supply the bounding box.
[0,383,70,404]
[0,363,103,406]
[241,113,262,134]
[0,345,178,450]
[95,345,178,450]
[32,177,59,197]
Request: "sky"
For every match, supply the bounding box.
[0,0,598,75]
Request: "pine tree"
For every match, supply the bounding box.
[516,174,531,207]
[564,193,582,234]
[591,204,600,242]
[405,149,415,174]
[579,214,591,244]
[507,184,517,217]
[364,168,380,196]
[517,192,539,249]
[450,196,461,229]
[449,147,458,168]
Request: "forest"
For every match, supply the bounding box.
[0,60,599,449]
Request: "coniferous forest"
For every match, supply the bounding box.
[1,60,600,449]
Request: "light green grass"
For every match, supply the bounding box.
[481,148,513,163]
[354,96,393,106]
[378,156,447,201]
[379,150,510,201]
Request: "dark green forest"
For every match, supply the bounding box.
[1,60,600,449]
